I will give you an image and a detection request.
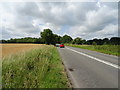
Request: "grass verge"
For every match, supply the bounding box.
[2,45,70,88]
[65,44,119,56]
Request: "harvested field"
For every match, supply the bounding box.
[1,44,45,58]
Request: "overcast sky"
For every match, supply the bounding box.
[0,1,118,40]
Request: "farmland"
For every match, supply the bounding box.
[1,44,45,58]
[2,44,70,88]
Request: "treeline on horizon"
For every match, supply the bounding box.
[1,29,120,45]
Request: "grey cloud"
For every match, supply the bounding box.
[15,2,40,17]
[1,2,118,40]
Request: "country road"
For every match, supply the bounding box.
[57,46,119,88]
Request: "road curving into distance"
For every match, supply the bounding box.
[58,46,118,88]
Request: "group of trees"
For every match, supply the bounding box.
[1,28,120,45]
[40,29,73,45]
[40,29,120,45]
[86,37,120,45]
[1,37,44,44]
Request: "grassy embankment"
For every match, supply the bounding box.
[65,44,119,56]
[2,45,70,88]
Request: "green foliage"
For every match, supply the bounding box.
[1,27,120,45]
[87,37,120,45]
[1,37,44,44]
[110,37,120,45]
[2,46,70,88]
[72,37,86,45]
[103,38,109,44]
[65,44,120,56]
[92,42,97,45]
[72,37,82,44]
[103,42,107,45]
[54,34,61,44]
[40,29,56,45]
[60,35,73,43]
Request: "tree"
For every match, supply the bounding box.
[54,34,61,44]
[60,35,73,43]
[82,39,86,44]
[86,40,93,45]
[92,41,97,45]
[103,38,109,45]
[110,37,120,45]
[72,37,82,44]
[1,40,7,43]
[92,38,104,45]
[40,29,55,45]
[9,38,16,43]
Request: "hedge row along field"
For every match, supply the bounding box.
[65,44,119,56]
[2,45,70,88]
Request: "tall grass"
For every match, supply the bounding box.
[2,45,70,88]
[65,44,119,56]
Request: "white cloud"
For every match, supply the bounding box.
[0,2,118,40]
[69,2,118,39]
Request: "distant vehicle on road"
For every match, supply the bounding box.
[60,44,65,48]
[55,44,60,47]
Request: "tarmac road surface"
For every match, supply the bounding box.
[58,46,119,88]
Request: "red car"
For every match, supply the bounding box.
[60,44,65,48]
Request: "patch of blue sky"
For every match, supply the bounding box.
[58,25,70,36]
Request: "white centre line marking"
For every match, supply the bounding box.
[66,47,120,69]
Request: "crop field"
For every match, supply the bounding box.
[2,44,70,88]
[1,44,45,58]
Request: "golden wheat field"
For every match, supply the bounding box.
[0,44,45,58]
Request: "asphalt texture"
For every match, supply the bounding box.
[57,46,118,88]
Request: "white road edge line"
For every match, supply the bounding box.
[66,47,120,69]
